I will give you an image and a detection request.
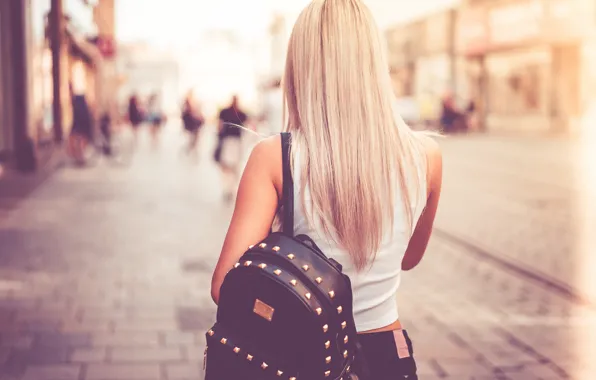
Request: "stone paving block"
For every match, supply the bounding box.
[61,319,110,333]
[21,364,81,380]
[414,359,445,377]
[36,332,92,348]
[112,319,178,333]
[85,364,161,380]
[10,347,72,365]
[0,347,9,366]
[0,308,14,325]
[92,332,160,347]
[36,300,73,316]
[165,363,202,379]
[176,307,213,332]
[78,307,127,323]
[434,360,500,378]
[16,309,73,323]
[0,333,33,349]
[110,347,183,363]
[185,346,205,362]
[127,309,176,321]
[0,299,37,311]
[411,336,476,361]
[469,341,542,368]
[163,332,198,346]
[71,347,107,363]
[18,319,61,333]
[498,362,569,379]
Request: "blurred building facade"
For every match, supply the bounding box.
[388,0,596,134]
[0,0,115,173]
[387,9,457,124]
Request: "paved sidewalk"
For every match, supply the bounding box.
[434,135,596,304]
[0,128,594,379]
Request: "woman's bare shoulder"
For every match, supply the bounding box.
[250,135,282,163]
[247,134,283,194]
[414,132,443,194]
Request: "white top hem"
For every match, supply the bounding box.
[354,310,400,333]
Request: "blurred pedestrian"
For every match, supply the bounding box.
[440,93,466,133]
[181,91,204,158]
[215,95,247,202]
[128,94,143,142]
[67,84,94,164]
[209,1,442,379]
[147,93,165,148]
[466,99,478,132]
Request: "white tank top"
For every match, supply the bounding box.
[291,143,428,332]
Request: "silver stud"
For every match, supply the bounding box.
[315,277,323,284]
[258,263,267,269]
[325,370,331,377]
[328,290,335,298]
[302,264,309,271]
[220,338,227,344]
[305,293,311,300]
[323,324,329,333]
[347,366,351,372]
[344,335,349,344]
[316,307,323,315]
[343,350,348,358]
[287,253,295,260]
[273,269,282,276]
[325,340,330,349]
[233,347,240,353]
[244,261,252,267]
[337,306,343,314]
[341,321,347,329]
[290,279,297,286]
[234,263,240,268]
[290,378,297,380]
[247,354,253,361]
[326,356,331,364]
[259,243,267,248]
[207,329,214,336]
[261,362,268,369]
[277,370,283,376]
[249,244,255,249]
[272,246,280,252]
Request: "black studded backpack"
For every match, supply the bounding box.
[205,133,368,380]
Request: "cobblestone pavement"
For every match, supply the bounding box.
[0,127,594,379]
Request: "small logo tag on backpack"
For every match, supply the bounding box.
[253,299,275,321]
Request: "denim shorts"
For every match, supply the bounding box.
[354,329,417,380]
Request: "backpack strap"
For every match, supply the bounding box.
[281,132,294,237]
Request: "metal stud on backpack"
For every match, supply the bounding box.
[205,133,367,380]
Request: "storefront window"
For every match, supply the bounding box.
[486,47,550,116]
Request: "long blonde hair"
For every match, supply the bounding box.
[283,0,427,270]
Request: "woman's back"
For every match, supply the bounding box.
[211,1,443,378]
[291,138,429,332]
